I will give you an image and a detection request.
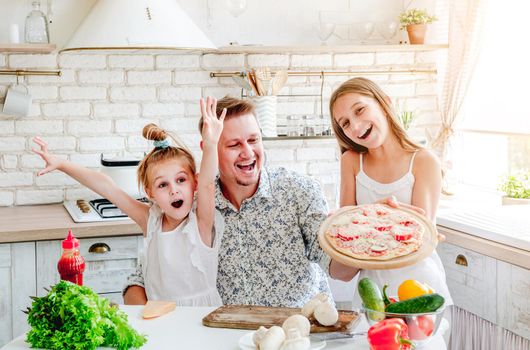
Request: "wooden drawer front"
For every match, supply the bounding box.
[437,242,497,323]
[37,236,142,296]
[497,261,530,339]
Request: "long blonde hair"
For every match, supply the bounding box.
[329,77,421,154]
[137,123,196,191]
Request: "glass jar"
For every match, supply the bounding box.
[286,115,302,136]
[25,1,49,44]
[302,115,316,136]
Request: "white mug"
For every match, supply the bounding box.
[3,83,33,117]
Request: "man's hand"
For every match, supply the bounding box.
[200,96,226,147]
[32,136,64,176]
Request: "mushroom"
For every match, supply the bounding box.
[253,326,269,346]
[258,326,285,350]
[280,329,310,350]
[313,293,329,302]
[301,298,322,318]
[313,301,339,326]
[281,314,310,337]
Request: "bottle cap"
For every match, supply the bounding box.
[62,229,79,249]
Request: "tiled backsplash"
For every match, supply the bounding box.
[0,49,443,208]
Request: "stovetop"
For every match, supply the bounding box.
[64,198,148,223]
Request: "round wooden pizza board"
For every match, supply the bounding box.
[318,205,438,270]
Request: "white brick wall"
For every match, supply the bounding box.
[0,49,443,207]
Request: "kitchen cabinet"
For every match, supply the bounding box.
[36,235,143,304]
[0,243,36,347]
[0,235,142,347]
[438,242,530,345]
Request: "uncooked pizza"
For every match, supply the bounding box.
[324,204,425,260]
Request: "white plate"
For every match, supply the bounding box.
[238,331,326,350]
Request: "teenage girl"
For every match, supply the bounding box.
[329,77,452,307]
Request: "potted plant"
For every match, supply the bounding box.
[499,171,530,205]
[397,110,416,131]
[398,8,437,44]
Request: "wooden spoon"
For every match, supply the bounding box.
[271,70,288,95]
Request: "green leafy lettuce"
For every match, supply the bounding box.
[25,280,147,350]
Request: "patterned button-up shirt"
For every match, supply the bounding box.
[125,167,332,307]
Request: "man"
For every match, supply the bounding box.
[124,96,358,307]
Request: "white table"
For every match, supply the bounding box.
[1,306,447,350]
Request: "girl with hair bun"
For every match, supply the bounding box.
[33,97,227,306]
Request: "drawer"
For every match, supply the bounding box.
[36,235,142,296]
[437,242,497,323]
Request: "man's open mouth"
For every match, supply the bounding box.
[358,124,373,140]
[171,200,184,208]
[236,160,256,172]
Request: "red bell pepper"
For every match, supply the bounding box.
[367,318,414,350]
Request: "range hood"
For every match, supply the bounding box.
[61,0,216,52]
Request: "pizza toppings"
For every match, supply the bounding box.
[325,204,425,261]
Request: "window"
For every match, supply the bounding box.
[453,0,530,191]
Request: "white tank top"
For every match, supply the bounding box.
[353,152,453,308]
[356,152,416,205]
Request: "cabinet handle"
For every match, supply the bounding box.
[88,242,111,254]
[455,254,468,266]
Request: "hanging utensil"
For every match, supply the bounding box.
[246,70,260,96]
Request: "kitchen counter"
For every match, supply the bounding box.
[0,204,142,244]
[0,306,448,350]
[436,205,530,270]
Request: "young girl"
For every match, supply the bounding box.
[33,97,227,306]
[329,77,452,308]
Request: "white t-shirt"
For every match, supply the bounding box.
[353,153,453,308]
[142,202,224,306]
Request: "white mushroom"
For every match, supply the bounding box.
[313,293,329,302]
[280,329,310,350]
[313,301,339,326]
[253,326,269,346]
[258,326,285,350]
[281,314,311,337]
[301,298,322,318]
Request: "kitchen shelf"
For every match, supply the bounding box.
[216,44,448,54]
[263,135,335,141]
[0,43,56,53]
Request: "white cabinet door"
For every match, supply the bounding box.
[437,242,497,323]
[36,235,142,302]
[497,260,530,339]
[0,243,36,347]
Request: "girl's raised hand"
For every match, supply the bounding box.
[32,136,63,176]
[200,96,226,146]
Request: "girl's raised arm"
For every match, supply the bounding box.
[195,97,226,247]
[32,136,150,233]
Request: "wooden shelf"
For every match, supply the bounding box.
[216,44,448,54]
[0,43,56,54]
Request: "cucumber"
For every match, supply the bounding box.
[385,293,445,314]
[358,278,385,321]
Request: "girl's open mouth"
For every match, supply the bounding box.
[358,124,373,140]
[171,200,184,208]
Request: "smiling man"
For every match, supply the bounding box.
[124,96,358,307]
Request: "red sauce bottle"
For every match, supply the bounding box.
[57,229,86,285]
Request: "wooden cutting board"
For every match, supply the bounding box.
[202,305,359,333]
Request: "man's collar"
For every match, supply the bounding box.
[215,168,273,210]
